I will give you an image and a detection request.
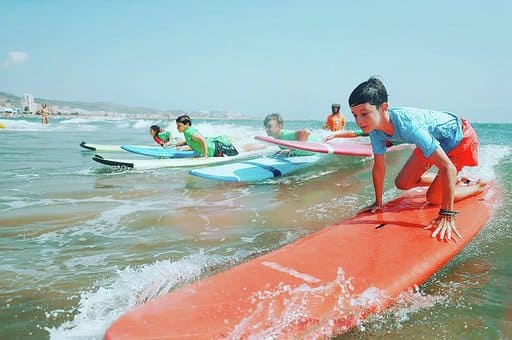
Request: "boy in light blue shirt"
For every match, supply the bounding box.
[349,77,483,241]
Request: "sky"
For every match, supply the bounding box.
[1,0,511,122]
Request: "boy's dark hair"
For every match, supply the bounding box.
[263,113,283,127]
[176,115,191,125]
[348,77,388,108]
[150,125,161,132]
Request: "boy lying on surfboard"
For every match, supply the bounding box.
[174,115,240,158]
[263,113,315,157]
[348,77,485,241]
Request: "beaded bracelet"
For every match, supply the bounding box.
[439,208,459,217]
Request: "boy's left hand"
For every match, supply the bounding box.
[424,215,462,241]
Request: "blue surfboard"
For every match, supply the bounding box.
[189,154,324,182]
[121,145,198,158]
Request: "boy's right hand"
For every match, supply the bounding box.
[359,202,382,214]
[323,135,334,143]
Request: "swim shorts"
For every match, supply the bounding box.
[213,140,239,157]
[412,118,478,172]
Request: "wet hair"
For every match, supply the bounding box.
[150,125,161,133]
[348,76,388,108]
[331,103,341,114]
[176,115,191,125]
[263,113,283,127]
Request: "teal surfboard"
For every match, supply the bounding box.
[189,154,324,182]
[121,145,198,158]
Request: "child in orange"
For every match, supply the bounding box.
[323,104,346,131]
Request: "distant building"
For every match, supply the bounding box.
[22,93,37,113]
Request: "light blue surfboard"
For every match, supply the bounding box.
[121,145,198,158]
[189,154,324,182]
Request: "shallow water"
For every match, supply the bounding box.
[0,117,510,338]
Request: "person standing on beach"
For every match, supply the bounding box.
[322,103,346,131]
[348,76,485,241]
[39,103,51,125]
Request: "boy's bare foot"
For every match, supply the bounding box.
[475,178,489,192]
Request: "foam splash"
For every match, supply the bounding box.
[46,252,237,339]
[353,284,447,335]
[228,267,388,339]
[463,144,510,180]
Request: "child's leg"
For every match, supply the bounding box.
[213,141,239,157]
[394,153,432,190]
[241,143,267,152]
[425,171,487,204]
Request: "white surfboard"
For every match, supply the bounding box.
[92,148,273,170]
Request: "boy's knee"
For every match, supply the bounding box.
[395,177,411,190]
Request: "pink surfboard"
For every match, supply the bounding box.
[255,135,410,156]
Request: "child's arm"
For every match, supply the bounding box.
[323,130,366,142]
[360,154,386,214]
[295,129,310,141]
[360,154,386,213]
[424,148,459,240]
[192,133,208,157]
[372,154,386,209]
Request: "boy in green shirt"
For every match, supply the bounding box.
[175,115,239,157]
[263,113,315,156]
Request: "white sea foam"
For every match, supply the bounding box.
[46,252,243,339]
[60,117,104,124]
[131,119,154,129]
[228,267,388,339]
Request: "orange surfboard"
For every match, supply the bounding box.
[105,183,497,339]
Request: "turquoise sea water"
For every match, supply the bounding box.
[0,117,511,339]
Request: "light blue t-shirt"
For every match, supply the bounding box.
[370,107,462,158]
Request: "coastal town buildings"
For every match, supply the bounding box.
[0,91,248,120]
[22,93,37,113]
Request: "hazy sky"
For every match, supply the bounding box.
[1,0,511,122]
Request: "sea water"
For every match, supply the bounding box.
[0,117,510,339]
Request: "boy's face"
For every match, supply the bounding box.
[264,119,282,138]
[351,102,387,134]
[149,129,157,137]
[176,122,188,133]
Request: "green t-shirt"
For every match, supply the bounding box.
[183,127,213,156]
[278,129,315,156]
[157,131,171,141]
[183,127,233,157]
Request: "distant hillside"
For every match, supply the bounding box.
[0,91,19,103]
[0,91,161,114]
[0,91,247,118]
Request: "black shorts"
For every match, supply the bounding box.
[213,141,239,157]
